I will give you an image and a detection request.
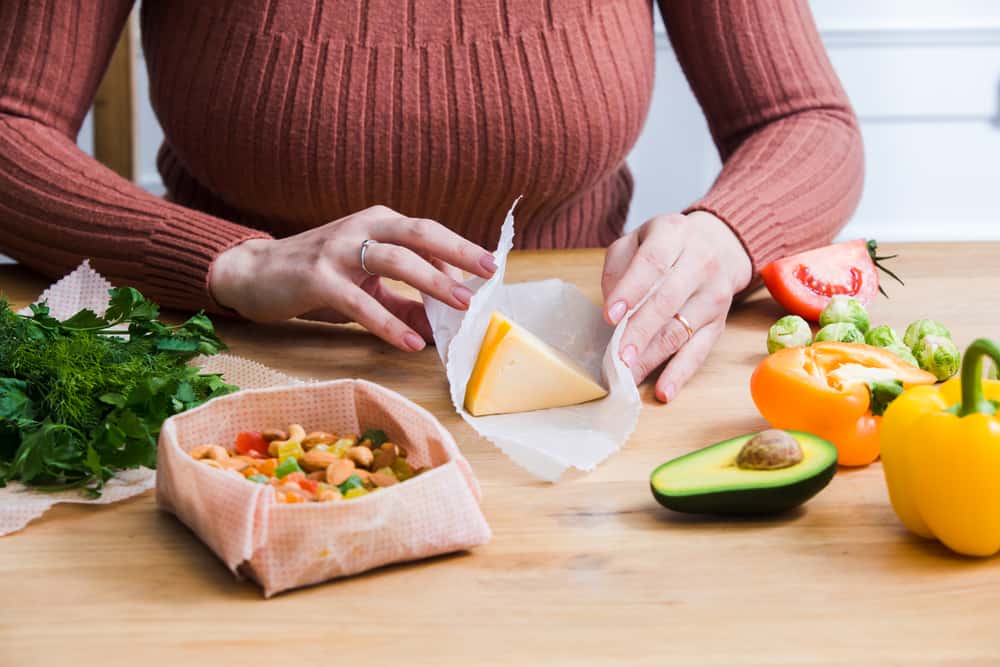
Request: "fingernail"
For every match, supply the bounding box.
[479,254,498,274]
[608,300,627,325]
[403,332,426,351]
[659,382,676,404]
[621,345,638,367]
[452,285,474,306]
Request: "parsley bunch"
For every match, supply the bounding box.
[0,287,237,494]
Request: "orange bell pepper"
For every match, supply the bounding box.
[750,343,937,466]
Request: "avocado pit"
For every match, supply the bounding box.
[736,429,803,470]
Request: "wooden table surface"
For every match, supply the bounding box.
[1,245,999,666]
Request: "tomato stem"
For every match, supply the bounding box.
[867,240,904,298]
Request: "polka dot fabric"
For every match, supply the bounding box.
[156,379,491,597]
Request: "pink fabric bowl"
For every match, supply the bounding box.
[156,379,491,597]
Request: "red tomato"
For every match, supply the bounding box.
[298,479,319,495]
[761,239,884,321]
[234,431,269,457]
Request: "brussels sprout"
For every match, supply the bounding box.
[819,296,870,333]
[868,379,904,416]
[884,342,919,367]
[903,319,951,350]
[767,315,812,353]
[913,335,961,381]
[814,322,865,344]
[865,324,900,348]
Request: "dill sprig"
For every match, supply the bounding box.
[0,287,237,495]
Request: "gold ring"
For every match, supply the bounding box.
[674,313,694,341]
[360,239,378,276]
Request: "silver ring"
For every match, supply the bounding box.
[360,239,378,276]
[674,313,694,341]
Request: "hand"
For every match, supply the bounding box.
[601,211,752,402]
[209,205,497,351]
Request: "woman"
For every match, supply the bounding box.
[0,1,862,403]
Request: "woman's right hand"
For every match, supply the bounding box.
[209,205,497,351]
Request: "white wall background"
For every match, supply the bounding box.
[78,0,1000,242]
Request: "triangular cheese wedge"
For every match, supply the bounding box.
[464,311,608,416]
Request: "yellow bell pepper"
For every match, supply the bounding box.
[881,338,1000,556]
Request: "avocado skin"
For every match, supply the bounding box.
[650,458,836,515]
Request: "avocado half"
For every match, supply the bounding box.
[650,431,838,515]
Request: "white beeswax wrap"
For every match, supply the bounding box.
[157,379,490,597]
[425,201,642,481]
[0,261,301,536]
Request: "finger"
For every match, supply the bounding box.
[654,319,724,403]
[628,287,724,384]
[371,217,497,279]
[326,281,427,352]
[601,233,638,324]
[300,307,349,325]
[367,277,434,341]
[364,242,474,310]
[618,252,702,373]
[604,221,685,326]
[430,257,465,283]
[301,277,434,342]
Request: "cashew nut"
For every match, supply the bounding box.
[190,444,229,461]
[261,429,287,442]
[346,446,374,469]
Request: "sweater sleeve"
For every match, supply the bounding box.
[0,0,271,312]
[657,0,864,273]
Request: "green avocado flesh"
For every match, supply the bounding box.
[650,431,837,515]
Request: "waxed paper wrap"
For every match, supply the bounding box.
[424,202,642,481]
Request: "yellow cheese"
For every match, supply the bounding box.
[464,311,608,416]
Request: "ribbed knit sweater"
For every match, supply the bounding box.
[0,0,863,312]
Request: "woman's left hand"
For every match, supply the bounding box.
[602,211,752,403]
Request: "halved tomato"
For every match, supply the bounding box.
[760,239,902,321]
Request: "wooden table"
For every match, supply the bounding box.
[2,245,998,666]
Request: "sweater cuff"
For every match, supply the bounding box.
[683,197,783,277]
[145,208,271,315]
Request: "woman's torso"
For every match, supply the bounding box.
[141,0,655,249]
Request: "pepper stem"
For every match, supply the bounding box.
[957,338,1000,417]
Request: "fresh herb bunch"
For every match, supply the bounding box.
[0,287,237,494]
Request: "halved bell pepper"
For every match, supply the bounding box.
[881,338,1000,556]
[751,343,936,466]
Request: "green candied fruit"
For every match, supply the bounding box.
[814,322,865,344]
[819,296,870,333]
[767,315,812,354]
[913,335,961,381]
[865,324,900,348]
[274,457,302,479]
[903,319,951,350]
[248,474,269,484]
[391,458,416,481]
[884,342,919,368]
[337,474,365,494]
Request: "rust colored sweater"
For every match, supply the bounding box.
[0,0,862,312]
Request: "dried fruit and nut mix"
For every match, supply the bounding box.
[188,425,425,503]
